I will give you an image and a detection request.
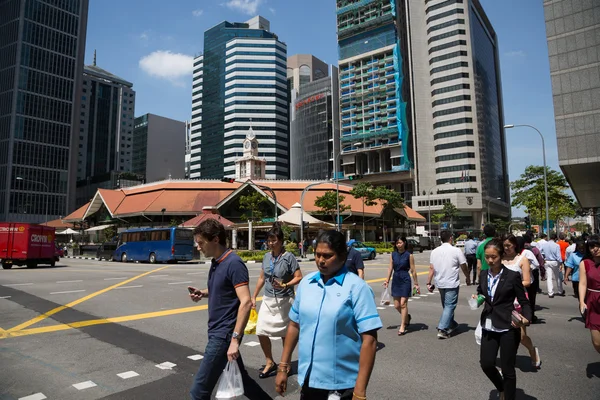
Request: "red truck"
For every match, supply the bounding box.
[0,223,61,269]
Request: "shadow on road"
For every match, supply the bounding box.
[512,355,539,373]
[586,362,600,379]
[567,316,585,323]
[488,389,537,399]
[452,323,474,337]
[376,342,386,352]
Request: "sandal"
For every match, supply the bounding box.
[259,363,277,379]
[531,347,541,369]
[398,329,406,336]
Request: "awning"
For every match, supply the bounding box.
[85,224,113,232]
[394,205,426,222]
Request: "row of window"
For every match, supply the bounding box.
[224,108,288,118]
[225,75,287,86]
[431,72,469,86]
[427,8,464,24]
[426,0,463,14]
[428,29,466,44]
[427,18,465,34]
[435,140,474,151]
[226,51,286,61]
[227,42,286,53]
[22,20,77,57]
[16,91,72,124]
[13,115,71,146]
[24,0,80,36]
[416,199,451,208]
[18,66,74,101]
[434,128,474,140]
[38,0,81,15]
[429,39,467,54]
[433,117,472,128]
[432,83,470,96]
[436,163,476,174]
[433,106,472,118]
[21,44,76,79]
[435,152,475,162]
[13,140,69,170]
[432,94,471,107]
[8,190,66,216]
[430,50,468,65]
[224,91,288,102]
[437,176,476,185]
[226,59,287,70]
[430,61,468,75]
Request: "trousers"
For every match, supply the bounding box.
[545,261,563,296]
[480,328,521,400]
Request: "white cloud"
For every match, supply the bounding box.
[269,7,275,14]
[224,0,262,15]
[140,31,149,40]
[504,50,526,58]
[139,51,194,85]
[192,9,204,17]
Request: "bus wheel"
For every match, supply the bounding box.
[149,253,157,264]
[50,260,56,267]
[121,253,128,263]
[2,262,12,269]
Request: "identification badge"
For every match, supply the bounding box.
[327,391,342,400]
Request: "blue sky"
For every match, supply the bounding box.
[85,0,556,215]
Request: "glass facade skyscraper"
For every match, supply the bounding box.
[0,0,89,222]
[190,16,289,180]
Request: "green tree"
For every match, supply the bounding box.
[573,221,591,234]
[492,218,510,235]
[239,192,268,221]
[431,213,444,225]
[511,166,575,227]
[371,186,404,243]
[350,182,377,241]
[103,226,116,242]
[442,203,459,234]
[314,191,350,223]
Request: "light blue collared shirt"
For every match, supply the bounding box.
[288,266,382,390]
[464,239,478,255]
[540,240,563,262]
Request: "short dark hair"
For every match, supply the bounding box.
[523,233,533,244]
[267,222,284,242]
[515,236,526,253]
[485,238,505,257]
[483,224,496,238]
[440,230,452,243]
[316,230,348,260]
[394,236,408,253]
[559,233,566,240]
[540,233,548,239]
[585,235,600,260]
[550,234,558,241]
[193,219,226,246]
[501,234,521,253]
[467,233,474,240]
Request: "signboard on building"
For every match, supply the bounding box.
[295,93,325,110]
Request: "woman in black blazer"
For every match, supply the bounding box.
[477,239,532,400]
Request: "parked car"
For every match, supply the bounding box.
[96,242,118,261]
[407,239,424,253]
[348,240,376,260]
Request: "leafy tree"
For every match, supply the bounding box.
[511,165,576,227]
[314,191,350,223]
[281,224,293,242]
[573,222,592,234]
[442,202,459,234]
[492,218,510,235]
[239,192,268,221]
[431,213,444,224]
[350,182,377,241]
[103,226,116,242]
[371,186,404,243]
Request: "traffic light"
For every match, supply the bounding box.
[221,177,235,183]
[302,221,310,230]
[524,215,531,229]
[348,175,363,181]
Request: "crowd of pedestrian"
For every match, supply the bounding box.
[185,219,599,400]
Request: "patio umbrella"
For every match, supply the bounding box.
[277,203,334,229]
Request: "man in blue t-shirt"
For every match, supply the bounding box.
[188,219,271,400]
[346,240,365,279]
[564,239,585,300]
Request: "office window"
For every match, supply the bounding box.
[433,117,473,128]
[433,106,472,118]
[435,140,474,151]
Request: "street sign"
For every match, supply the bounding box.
[261,218,276,223]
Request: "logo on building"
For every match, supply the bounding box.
[466,196,473,205]
[295,93,325,110]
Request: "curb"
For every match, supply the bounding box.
[66,256,98,260]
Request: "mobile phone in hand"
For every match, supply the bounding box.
[511,310,523,325]
[188,286,201,295]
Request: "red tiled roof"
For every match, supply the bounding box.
[98,189,126,214]
[64,203,90,221]
[41,219,74,229]
[180,213,236,228]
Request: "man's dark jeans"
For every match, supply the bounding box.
[190,335,272,400]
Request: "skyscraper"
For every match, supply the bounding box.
[0,0,89,222]
[544,0,600,225]
[336,0,509,230]
[190,16,289,180]
[287,54,329,93]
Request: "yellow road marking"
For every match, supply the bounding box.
[0,327,6,339]
[7,265,171,333]
[2,271,431,340]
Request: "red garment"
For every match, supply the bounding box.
[558,240,569,261]
[584,259,600,331]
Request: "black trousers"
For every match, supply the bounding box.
[300,385,354,400]
[527,269,540,319]
[480,328,521,400]
[466,254,477,283]
[573,280,580,300]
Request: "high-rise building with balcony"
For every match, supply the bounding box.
[190,16,289,180]
[336,0,510,231]
[0,0,89,222]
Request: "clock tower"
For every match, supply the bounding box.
[235,125,266,180]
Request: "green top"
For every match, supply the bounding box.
[476,237,493,271]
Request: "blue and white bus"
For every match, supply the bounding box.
[115,227,194,263]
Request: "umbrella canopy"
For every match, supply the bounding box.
[57,228,81,235]
[277,203,334,229]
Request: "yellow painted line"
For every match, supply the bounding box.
[6,265,171,333]
[0,327,6,339]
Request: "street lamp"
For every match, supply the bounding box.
[16,176,49,223]
[487,197,502,224]
[300,181,328,257]
[426,182,450,236]
[504,124,550,234]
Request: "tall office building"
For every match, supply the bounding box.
[544,0,600,227]
[190,16,289,180]
[290,66,340,180]
[336,0,510,230]
[287,54,329,92]
[133,113,186,183]
[0,0,89,222]
[77,59,135,182]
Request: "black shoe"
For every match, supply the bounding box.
[559,290,566,296]
[259,363,277,379]
[549,294,554,298]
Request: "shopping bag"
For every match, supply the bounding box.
[215,361,244,399]
[474,321,482,346]
[244,308,258,335]
[380,287,391,306]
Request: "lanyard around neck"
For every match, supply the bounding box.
[488,270,502,301]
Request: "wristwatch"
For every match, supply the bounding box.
[232,332,242,341]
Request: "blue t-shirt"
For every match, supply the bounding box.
[565,251,584,282]
[289,267,382,390]
[207,250,249,339]
[346,247,365,275]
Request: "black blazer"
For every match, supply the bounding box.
[477,268,532,330]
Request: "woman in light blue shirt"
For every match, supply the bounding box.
[564,239,585,300]
[275,230,382,400]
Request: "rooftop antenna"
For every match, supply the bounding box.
[93,49,97,66]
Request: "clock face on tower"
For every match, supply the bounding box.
[244,141,251,149]
[251,141,257,149]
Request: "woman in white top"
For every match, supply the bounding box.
[502,235,541,369]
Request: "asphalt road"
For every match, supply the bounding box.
[1,252,598,400]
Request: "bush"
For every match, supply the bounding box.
[363,242,394,252]
[285,242,299,256]
[457,234,468,241]
[236,250,268,262]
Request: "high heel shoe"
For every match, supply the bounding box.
[259,363,277,379]
[532,347,541,369]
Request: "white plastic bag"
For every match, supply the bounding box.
[215,361,244,399]
[380,287,391,306]
[474,321,482,346]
